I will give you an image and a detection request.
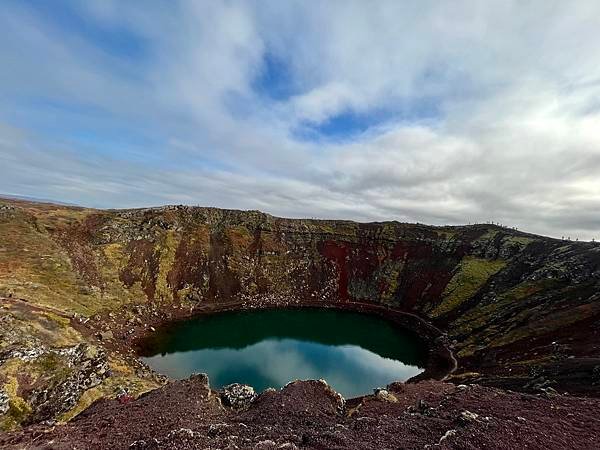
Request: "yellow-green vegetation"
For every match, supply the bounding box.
[0,361,34,431]
[0,204,158,316]
[504,235,534,247]
[0,303,83,429]
[433,228,458,240]
[450,278,563,355]
[58,356,161,423]
[476,230,499,242]
[445,371,481,382]
[0,211,97,315]
[379,261,405,304]
[154,231,180,302]
[0,300,106,430]
[486,300,600,350]
[0,304,83,349]
[501,279,559,302]
[429,257,506,318]
[97,242,146,307]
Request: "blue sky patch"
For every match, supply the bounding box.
[294,97,442,142]
[252,51,298,101]
[18,0,149,61]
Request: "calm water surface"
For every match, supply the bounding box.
[139,309,428,398]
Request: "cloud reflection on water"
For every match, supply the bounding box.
[143,338,421,398]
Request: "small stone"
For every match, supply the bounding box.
[438,429,456,445]
[129,438,159,449]
[99,331,113,341]
[208,423,231,437]
[166,428,198,439]
[540,386,558,396]
[254,440,277,449]
[459,410,480,424]
[374,389,398,403]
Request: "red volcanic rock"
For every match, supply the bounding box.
[2,377,600,449]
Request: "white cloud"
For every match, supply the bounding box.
[0,1,599,240]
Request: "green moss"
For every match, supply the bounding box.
[476,230,499,242]
[0,397,32,431]
[429,257,506,318]
[35,352,62,371]
[504,235,535,246]
[58,375,160,422]
[501,279,560,302]
[434,228,458,240]
[0,370,33,431]
[154,231,180,301]
[378,261,405,304]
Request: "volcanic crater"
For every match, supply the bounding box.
[0,197,599,449]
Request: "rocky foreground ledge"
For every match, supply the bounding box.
[2,375,599,449]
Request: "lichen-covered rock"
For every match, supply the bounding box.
[221,383,256,408]
[374,388,398,403]
[0,389,9,415]
[27,343,110,423]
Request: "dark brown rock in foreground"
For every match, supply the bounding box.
[2,376,599,449]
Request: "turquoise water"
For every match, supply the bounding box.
[138,309,428,398]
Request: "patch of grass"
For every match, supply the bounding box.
[501,279,560,302]
[378,260,405,304]
[504,235,534,246]
[433,228,458,240]
[0,397,32,431]
[154,231,180,302]
[0,365,34,431]
[1,306,83,348]
[429,257,506,318]
[226,225,253,250]
[476,230,499,242]
[34,352,62,372]
[58,375,160,422]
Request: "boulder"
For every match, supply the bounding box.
[221,383,256,408]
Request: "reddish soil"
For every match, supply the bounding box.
[2,377,599,450]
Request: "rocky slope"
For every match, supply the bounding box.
[2,376,599,450]
[0,198,599,445]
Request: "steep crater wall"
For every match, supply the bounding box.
[1,200,600,429]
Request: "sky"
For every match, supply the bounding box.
[1,1,599,240]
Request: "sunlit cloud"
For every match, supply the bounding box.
[1,1,599,239]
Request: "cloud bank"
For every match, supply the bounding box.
[1,0,599,239]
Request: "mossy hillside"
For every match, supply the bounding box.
[0,210,97,315]
[98,242,147,307]
[451,280,596,359]
[428,257,507,318]
[0,360,37,431]
[154,231,181,302]
[0,377,32,432]
[57,355,160,423]
[450,279,563,339]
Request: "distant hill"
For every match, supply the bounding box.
[0,193,80,207]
